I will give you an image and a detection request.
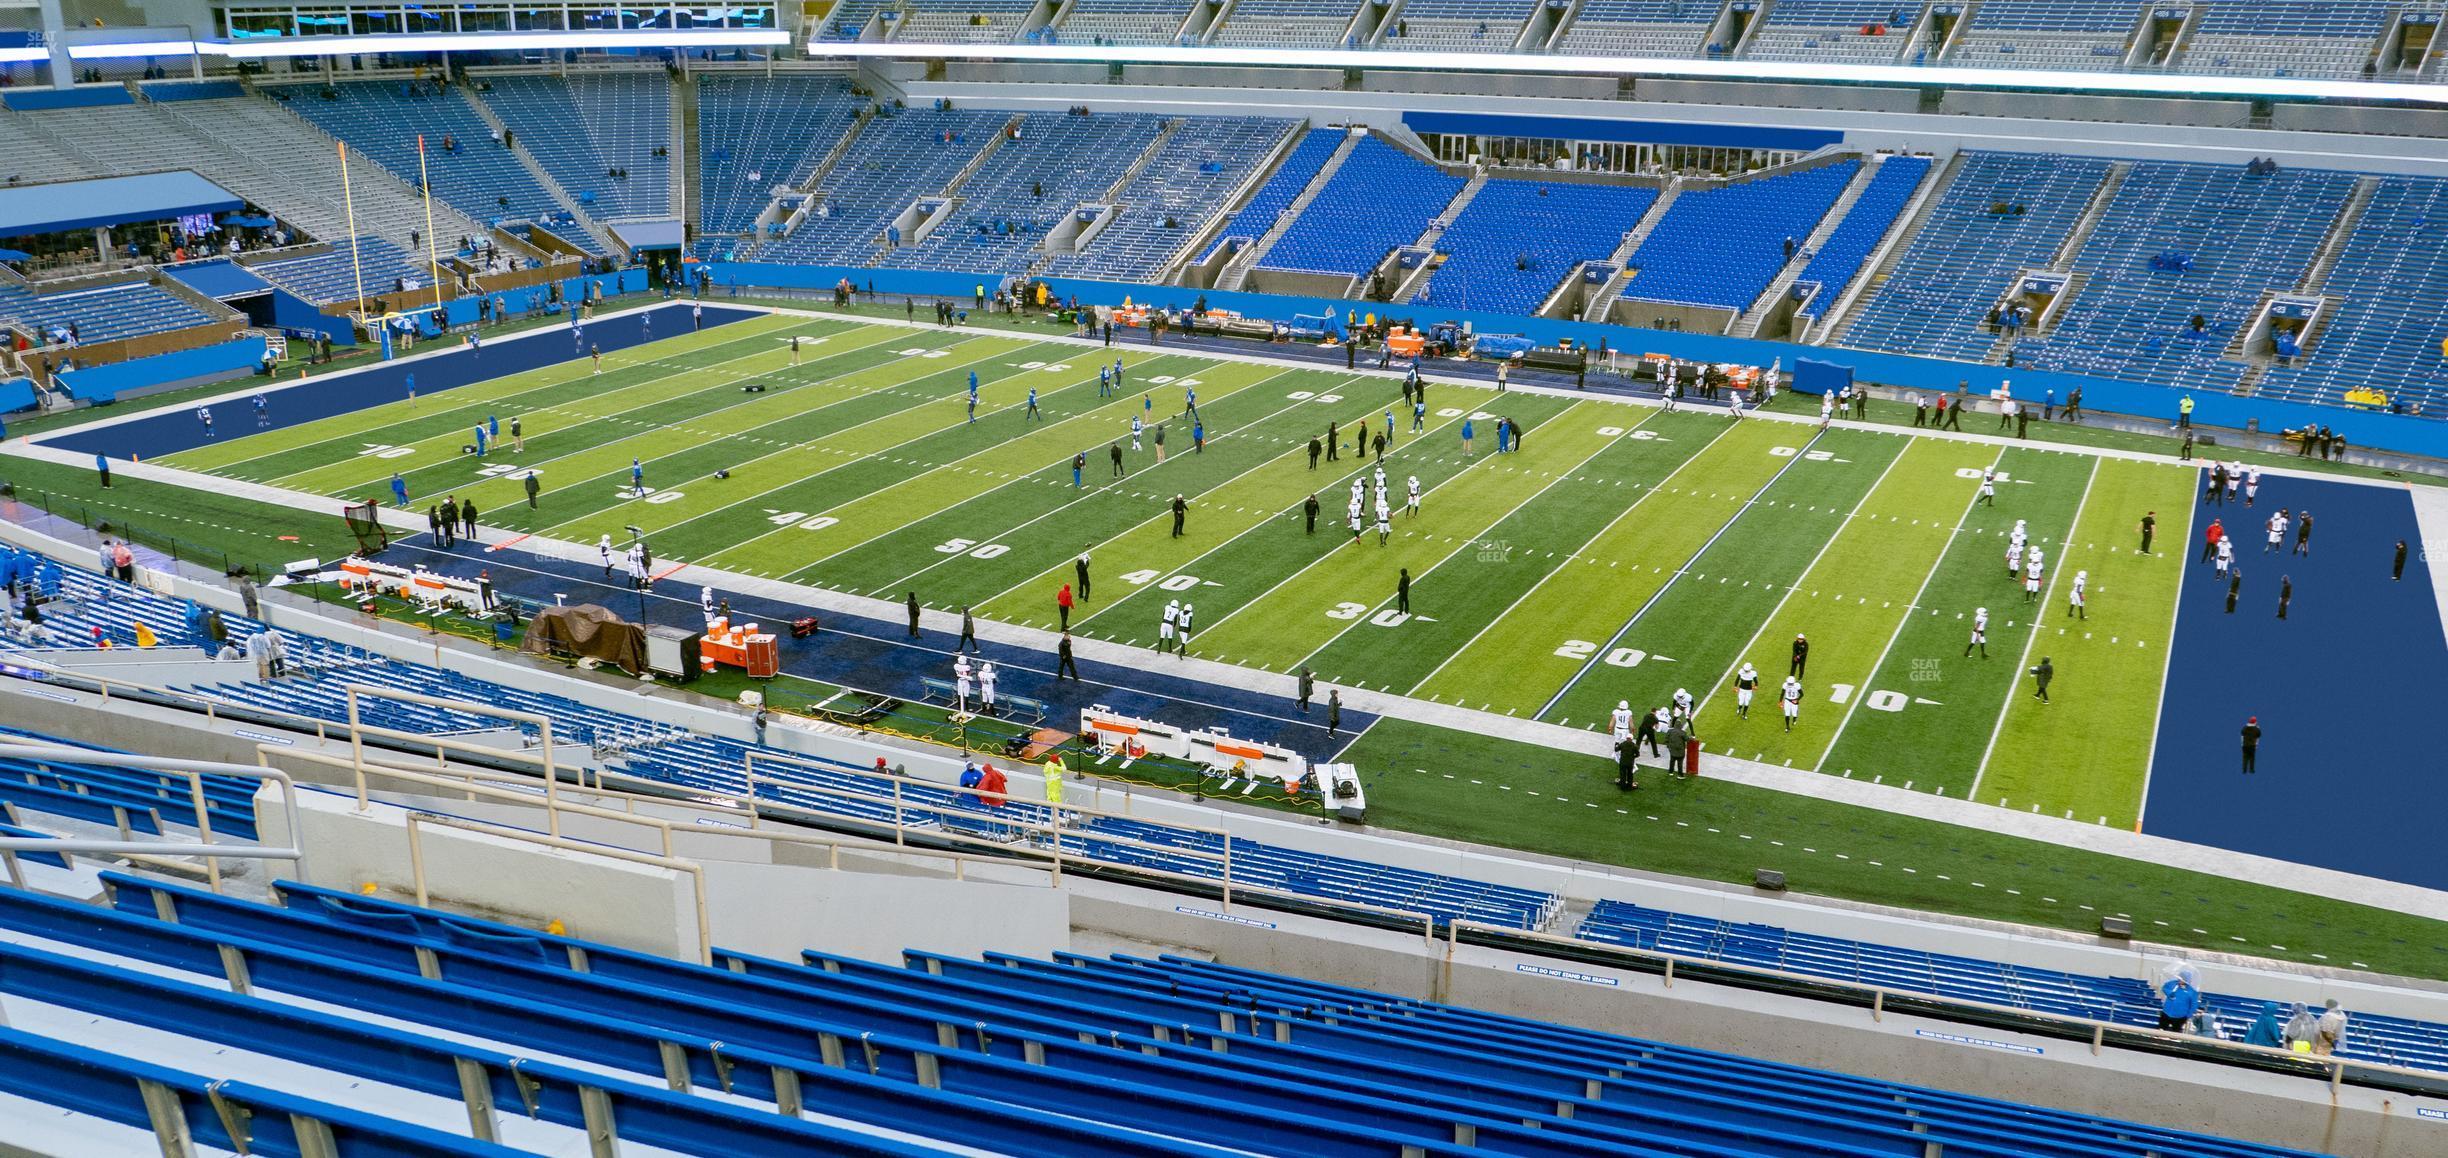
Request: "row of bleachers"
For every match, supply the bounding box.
[893,0,1041,43]
[1965,0,2137,33]
[2177,33,2379,80]
[2260,176,2448,413]
[475,73,673,221]
[250,237,425,306]
[1418,178,1659,314]
[0,281,214,345]
[1554,0,1720,55]
[1579,899,2448,1073]
[0,726,258,841]
[1746,0,1917,63]
[1951,30,2132,71]
[160,95,489,258]
[1839,151,2113,363]
[1619,158,1859,311]
[758,108,1010,265]
[1257,136,1467,279]
[1199,126,1344,262]
[0,551,1552,929]
[0,110,102,185]
[273,81,582,244]
[0,870,2336,1158]
[1380,0,1540,51]
[1210,0,1358,47]
[2014,162,2354,395]
[1043,117,1298,280]
[818,0,896,38]
[1794,154,1931,317]
[887,111,1170,274]
[693,73,863,238]
[1051,0,1195,44]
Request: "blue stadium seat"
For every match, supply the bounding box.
[1620,159,1859,312]
[1257,137,1467,281]
[1420,179,1659,314]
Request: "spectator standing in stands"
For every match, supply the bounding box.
[2314,1000,2348,1056]
[2158,974,2199,1032]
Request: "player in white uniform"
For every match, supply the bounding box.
[1347,496,1364,542]
[1130,414,1143,451]
[1406,475,1421,517]
[1610,701,1634,747]
[2216,536,2234,577]
[1672,687,1694,721]
[1159,599,1179,651]
[1977,469,1997,507]
[2244,466,2261,506]
[952,655,973,711]
[2009,519,2027,556]
[2225,462,2242,502]
[2024,549,2045,600]
[1372,465,1387,496]
[699,585,717,625]
[978,662,998,716]
[1779,675,1803,732]
[1374,494,1392,545]
[2006,541,2024,580]
[2266,510,2287,553]
[1964,606,1990,658]
[2067,570,2087,619]
[1734,663,1759,718]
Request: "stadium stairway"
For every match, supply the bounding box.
[455,86,623,254]
[1732,154,1886,337]
[0,871,2325,1158]
[1215,129,1361,291]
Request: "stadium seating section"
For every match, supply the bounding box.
[1745,0,1919,64]
[693,73,863,238]
[1841,152,2115,362]
[2261,177,2448,412]
[760,108,1012,265]
[1951,0,2140,72]
[1793,153,1931,318]
[1042,117,1298,280]
[0,282,214,345]
[250,237,429,307]
[1621,158,1859,312]
[475,72,673,221]
[887,111,1169,273]
[1053,0,1195,45]
[0,862,2331,1157]
[1554,0,1721,57]
[1419,177,1659,314]
[1210,0,1361,48]
[1199,126,1345,262]
[1379,0,1540,53]
[1258,136,1467,280]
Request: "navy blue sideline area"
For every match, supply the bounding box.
[701,262,2448,460]
[37,301,752,460]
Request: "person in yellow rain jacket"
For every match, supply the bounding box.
[1042,753,1068,826]
[132,621,158,648]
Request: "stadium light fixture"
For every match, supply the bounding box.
[198,28,790,58]
[0,47,49,63]
[802,41,2448,107]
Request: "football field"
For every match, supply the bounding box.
[157,312,2207,828]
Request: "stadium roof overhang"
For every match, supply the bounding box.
[801,42,2448,107]
[0,173,245,239]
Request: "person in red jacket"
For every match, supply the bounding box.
[1057,582,1075,629]
[2200,518,2225,564]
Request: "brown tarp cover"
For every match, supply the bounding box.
[521,603,646,675]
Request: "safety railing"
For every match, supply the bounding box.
[1437,918,2448,1100]
[0,737,306,892]
[403,809,717,966]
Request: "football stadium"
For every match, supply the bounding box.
[0,4,2445,1155]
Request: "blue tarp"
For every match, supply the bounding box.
[0,172,244,239]
[1792,359,1853,396]
[0,378,36,414]
[55,337,267,405]
[0,87,133,112]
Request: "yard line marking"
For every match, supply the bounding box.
[861,364,1321,594]
[1819,445,2010,762]
[1537,425,1831,720]
[1403,408,1711,695]
[551,343,1139,543]
[1182,401,1594,648]
[757,356,1251,580]
[1969,455,2099,804]
[317,324,917,497]
[1691,433,1912,717]
[1290,402,1632,673]
[254,321,825,487]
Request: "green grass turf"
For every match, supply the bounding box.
[1547,425,1909,732]
[1337,716,2448,980]
[1690,437,1995,768]
[770,358,1294,590]
[801,369,1366,610]
[1073,395,1577,657]
[1816,446,2096,796]
[970,375,1416,630]
[1300,408,1712,693]
[1972,459,2200,826]
[1415,417,1791,716]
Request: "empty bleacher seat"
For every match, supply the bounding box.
[694,74,863,240]
[1620,159,1859,312]
[1794,154,1931,317]
[1420,178,1658,314]
[1553,0,1720,57]
[1044,118,1299,281]
[1257,137,1467,281]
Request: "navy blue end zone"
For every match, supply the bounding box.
[38,303,760,462]
[2144,472,2447,889]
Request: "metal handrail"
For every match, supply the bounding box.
[0,737,306,892]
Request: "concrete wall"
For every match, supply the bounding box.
[703,859,1070,965]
